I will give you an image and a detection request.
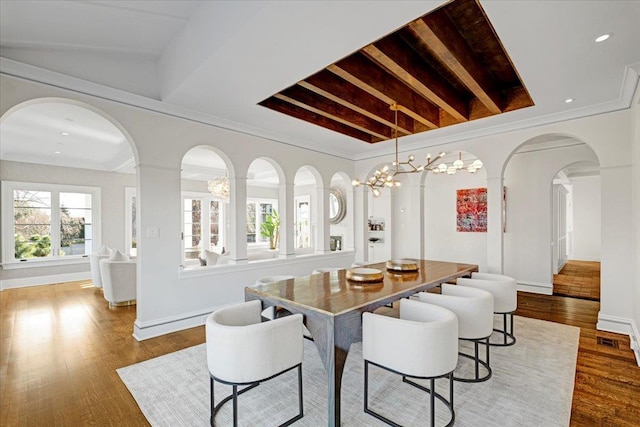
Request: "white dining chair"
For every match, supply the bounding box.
[458,272,518,346]
[206,300,304,427]
[417,284,494,383]
[363,298,458,427]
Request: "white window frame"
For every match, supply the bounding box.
[246,198,278,248]
[181,191,226,264]
[1,181,101,266]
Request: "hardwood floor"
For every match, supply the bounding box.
[553,260,601,301]
[1,280,639,426]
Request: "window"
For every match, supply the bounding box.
[246,199,277,244]
[295,196,311,248]
[125,187,137,256]
[2,181,100,263]
[181,193,225,263]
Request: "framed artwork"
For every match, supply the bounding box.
[456,188,487,232]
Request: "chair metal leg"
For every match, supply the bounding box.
[210,377,215,427]
[429,378,435,427]
[453,337,492,383]
[489,311,516,346]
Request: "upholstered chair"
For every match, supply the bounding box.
[417,284,494,383]
[458,272,518,346]
[89,245,111,288]
[363,298,458,427]
[351,261,369,268]
[99,252,136,307]
[206,300,304,427]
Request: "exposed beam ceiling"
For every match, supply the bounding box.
[259,0,534,144]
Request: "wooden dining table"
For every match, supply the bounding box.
[244,259,478,427]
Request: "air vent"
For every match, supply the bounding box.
[597,337,619,348]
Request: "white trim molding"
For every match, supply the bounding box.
[517,280,553,295]
[1,271,91,290]
[597,314,640,366]
[133,306,217,341]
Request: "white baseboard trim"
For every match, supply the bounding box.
[567,255,601,262]
[133,305,223,341]
[517,280,553,295]
[597,313,640,366]
[1,271,91,290]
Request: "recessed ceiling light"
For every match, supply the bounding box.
[61,132,70,136]
[54,151,61,155]
[565,98,574,103]
[594,33,611,43]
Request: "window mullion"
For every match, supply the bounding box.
[51,191,61,258]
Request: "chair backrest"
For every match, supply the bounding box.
[255,275,296,286]
[99,259,136,303]
[460,275,517,312]
[363,298,458,378]
[351,262,368,268]
[417,284,494,340]
[206,300,303,384]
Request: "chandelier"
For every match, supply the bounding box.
[352,103,445,197]
[429,152,483,175]
[207,176,230,204]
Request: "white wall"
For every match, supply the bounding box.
[503,143,599,292]
[570,176,601,261]
[423,167,488,270]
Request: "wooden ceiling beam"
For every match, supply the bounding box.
[300,70,414,135]
[259,97,380,143]
[329,53,440,129]
[363,36,469,122]
[408,16,502,114]
[277,85,396,140]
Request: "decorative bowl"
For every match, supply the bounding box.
[346,267,384,283]
[386,259,419,272]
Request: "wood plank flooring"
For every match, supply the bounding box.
[553,260,601,301]
[1,279,639,426]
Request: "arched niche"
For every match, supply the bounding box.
[503,134,600,294]
[180,145,233,266]
[294,166,322,253]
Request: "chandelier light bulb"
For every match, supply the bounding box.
[372,188,381,197]
[382,165,390,173]
[417,165,424,171]
[394,181,402,187]
[447,166,457,175]
[472,159,483,168]
[439,152,446,157]
[408,155,414,162]
[352,179,361,186]
[438,163,447,172]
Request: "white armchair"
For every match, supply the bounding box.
[99,258,136,307]
[89,245,111,288]
[206,300,304,426]
[458,272,518,346]
[418,284,494,383]
[363,298,458,427]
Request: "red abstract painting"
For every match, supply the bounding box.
[456,188,487,232]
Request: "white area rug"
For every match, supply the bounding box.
[118,316,579,426]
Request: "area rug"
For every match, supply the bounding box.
[118,316,579,426]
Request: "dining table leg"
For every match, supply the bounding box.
[306,310,363,426]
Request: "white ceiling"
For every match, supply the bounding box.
[1,0,639,172]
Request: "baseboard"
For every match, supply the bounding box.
[133,306,221,341]
[0,271,91,290]
[597,313,640,366]
[517,280,553,295]
[567,255,601,262]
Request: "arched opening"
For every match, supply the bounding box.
[421,151,488,270]
[503,134,600,297]
[246,157,283,261]
[294,166,321,254]
[1,98,137,271]
[180,146,232,267]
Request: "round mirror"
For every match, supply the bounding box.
[329,188,346,224]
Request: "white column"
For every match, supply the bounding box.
[486,176,504,273]
[228,175,247,263]
[316,186,330,253]
[280,182,295,258]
